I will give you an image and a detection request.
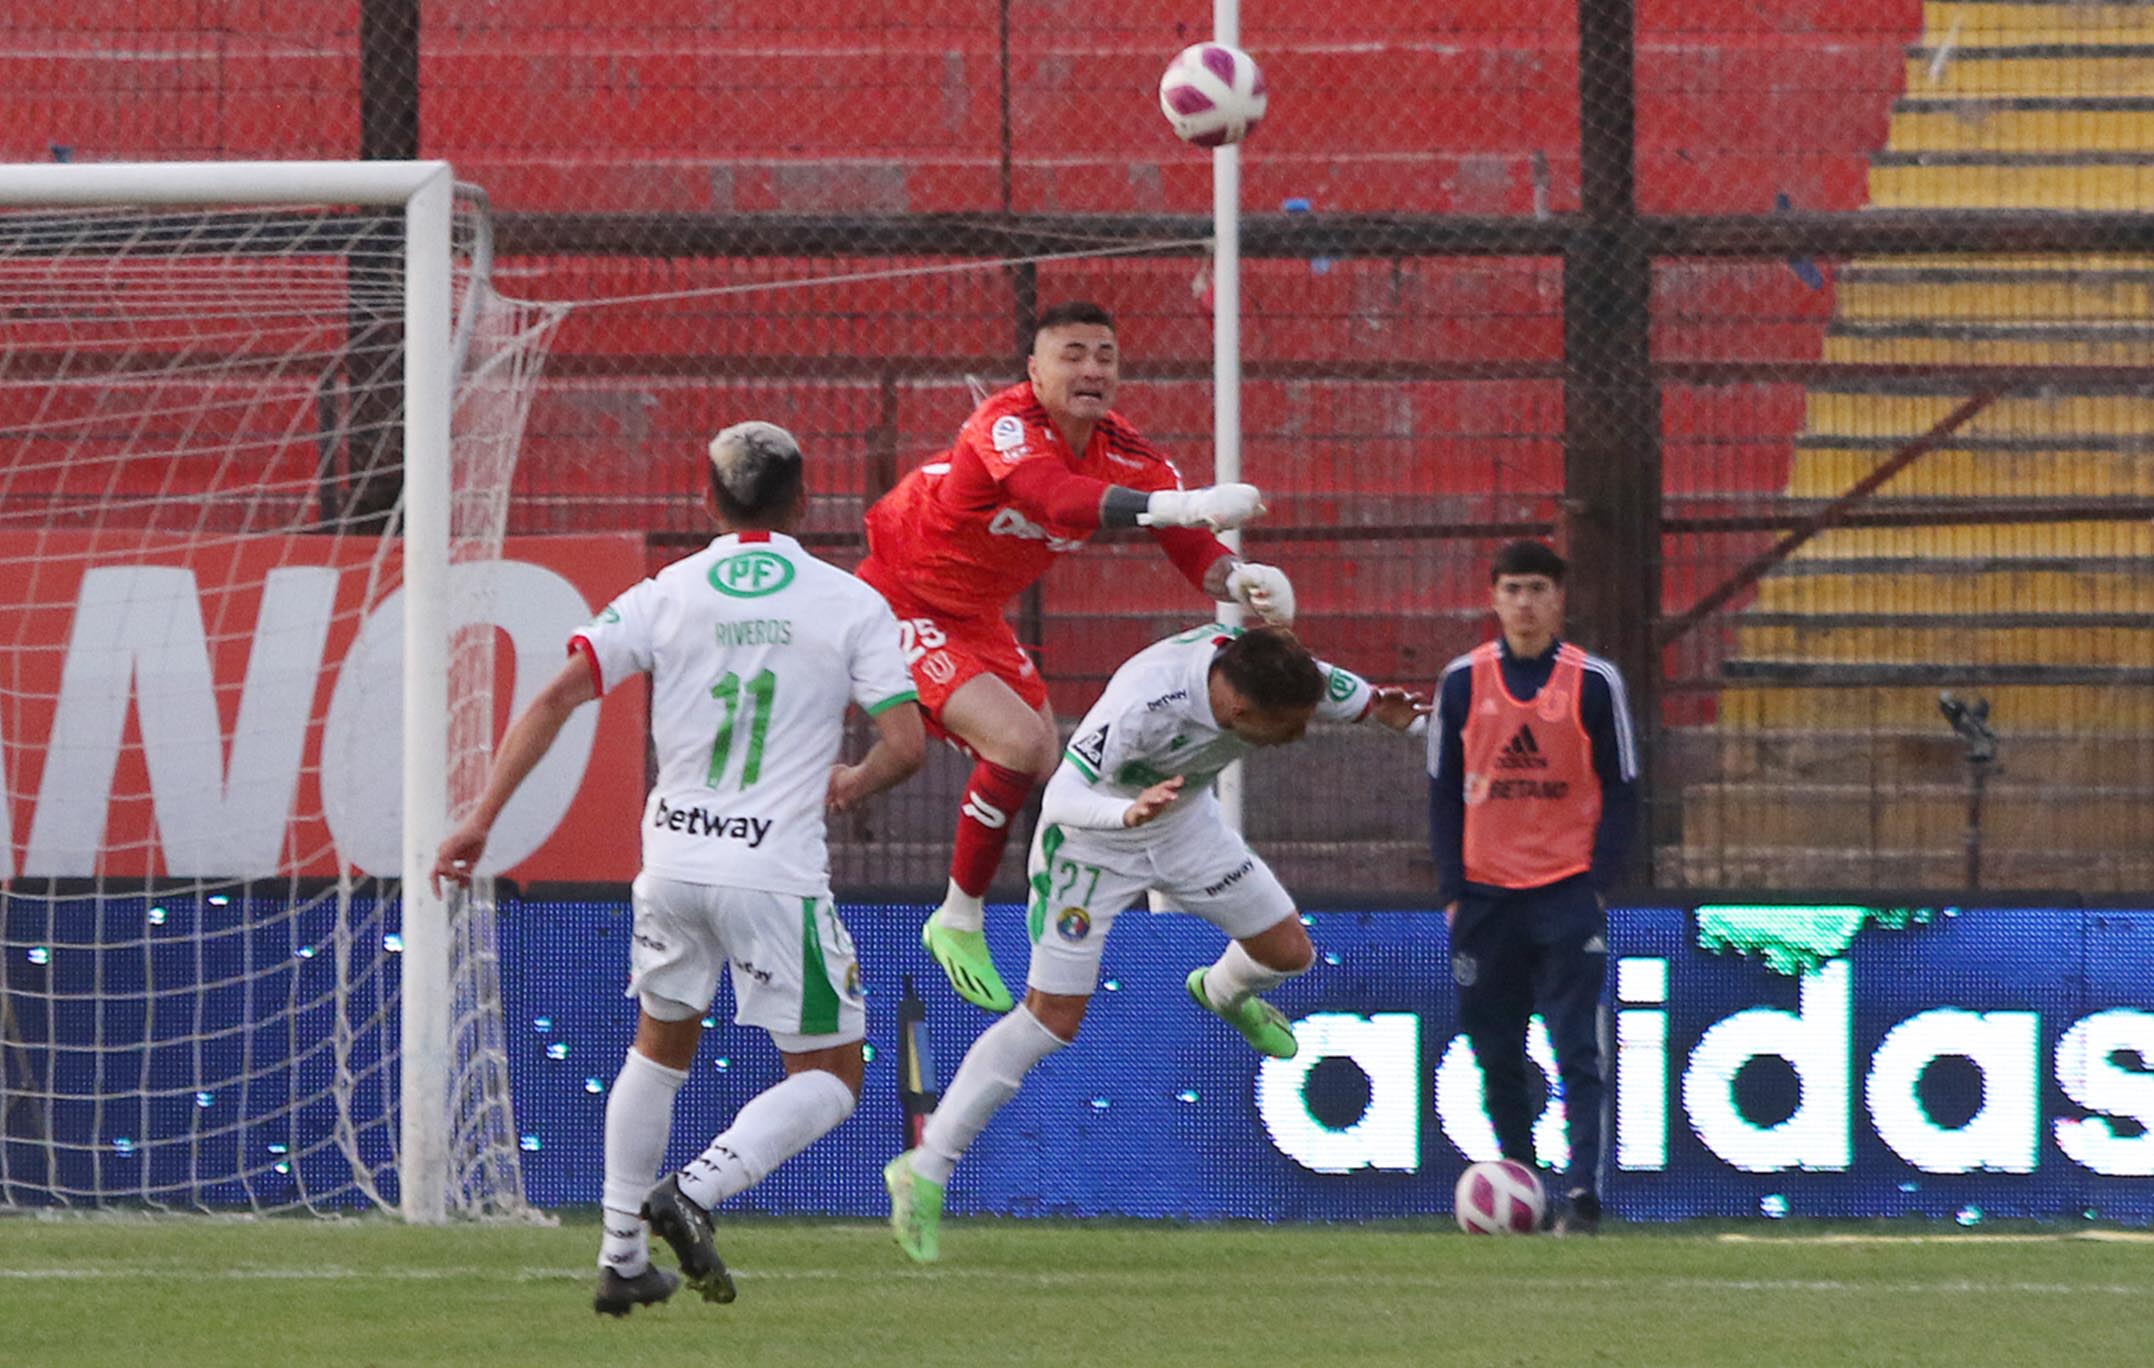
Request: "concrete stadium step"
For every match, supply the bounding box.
[1798,424,2154,452]
[1848,252,2154,272]
[1920,4,2154,47]
[1826,312,2154,346]
[1822,330,2154,365]
[1722,664,2154,701]
[1825,257,2154,368]
[1904,46,2154,100]
[1715,680,2154,730]
[1681,779,2154,848]
[1787,521,2154,558]
[1891,97,2154,153]
[1656,841,2154,891]
[1800,388,2154,440]
[1871,151,2154,209]
[1837,261,2154,321]
[1672,2,2154,888]
[1750,562,2154,613]
[1821,324,2154,368]
[1731,621,2154,666]
[1666,724,2154,786]
[1785,447,2154,498]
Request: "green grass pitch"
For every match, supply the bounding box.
[5,1215,2150,1367]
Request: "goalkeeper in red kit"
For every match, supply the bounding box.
[856,300,1293,1013]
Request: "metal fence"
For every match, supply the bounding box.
[10,0,2154,896]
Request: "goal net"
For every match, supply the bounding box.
[0,164,564,1217]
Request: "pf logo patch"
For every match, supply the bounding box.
[991,414,1028,454]
[1056,908,1092,942]
[1451,953,1479,987]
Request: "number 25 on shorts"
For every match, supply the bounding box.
[896,617,946,665]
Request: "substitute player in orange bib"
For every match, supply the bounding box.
[856,300,1295,1013]
[1426,539,1639,1236]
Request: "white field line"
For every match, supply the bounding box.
[0,1264,2144,1297]
[1719,1230,2154,1246]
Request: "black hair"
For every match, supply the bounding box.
[707,421,805,526]
[1489,539,1567,584]
[1213,627,1325,713]
[1028,300,1116,354]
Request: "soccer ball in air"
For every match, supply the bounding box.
[1454,1159,1547,1235]
[1158,43,1268,147]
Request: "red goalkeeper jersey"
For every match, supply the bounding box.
[861,382,1230,618]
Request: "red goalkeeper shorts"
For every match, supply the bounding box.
[855,559,1048,739]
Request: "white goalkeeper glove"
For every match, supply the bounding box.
[1138,482,1266,532]
[1225,561,1296,626]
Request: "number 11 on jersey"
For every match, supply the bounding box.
[707,668,777,789]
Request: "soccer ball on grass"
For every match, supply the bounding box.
[1453,1159,1547,1235]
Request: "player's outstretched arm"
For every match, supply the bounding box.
[827,701,927,813]
[1362,685,1434,733]
[1038,763,1167,830]
[997,461,1262,535]
[1126,482,1266,532]
[431,655,599,893]
[1122,774,1185,828]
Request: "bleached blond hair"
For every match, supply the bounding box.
[706,420,803,520]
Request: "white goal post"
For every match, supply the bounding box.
[0,161,552,1222]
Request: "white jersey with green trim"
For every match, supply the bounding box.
[572,530,917,896]
[1059,623,1373,836]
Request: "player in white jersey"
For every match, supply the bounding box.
[432,422,924,1314]
[880,624,1427,1261]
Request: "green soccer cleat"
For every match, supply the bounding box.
[922,911,1014,1014]
[883,1149,945,1264]
[1186,967,1300,1059]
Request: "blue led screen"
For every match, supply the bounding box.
[7,891,2150,1222]
[507,899,2154,1224]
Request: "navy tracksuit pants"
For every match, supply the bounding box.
[1449,873,1608,1196]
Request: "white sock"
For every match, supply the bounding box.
[935,878,986,934]
[599,1048,688,1273]
[915,1006,1066,1184]
[678,1068,857,1210]
[1202,940,1294,1011]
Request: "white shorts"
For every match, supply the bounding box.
[1022,813,1297,997]
[627,872,866,1050]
